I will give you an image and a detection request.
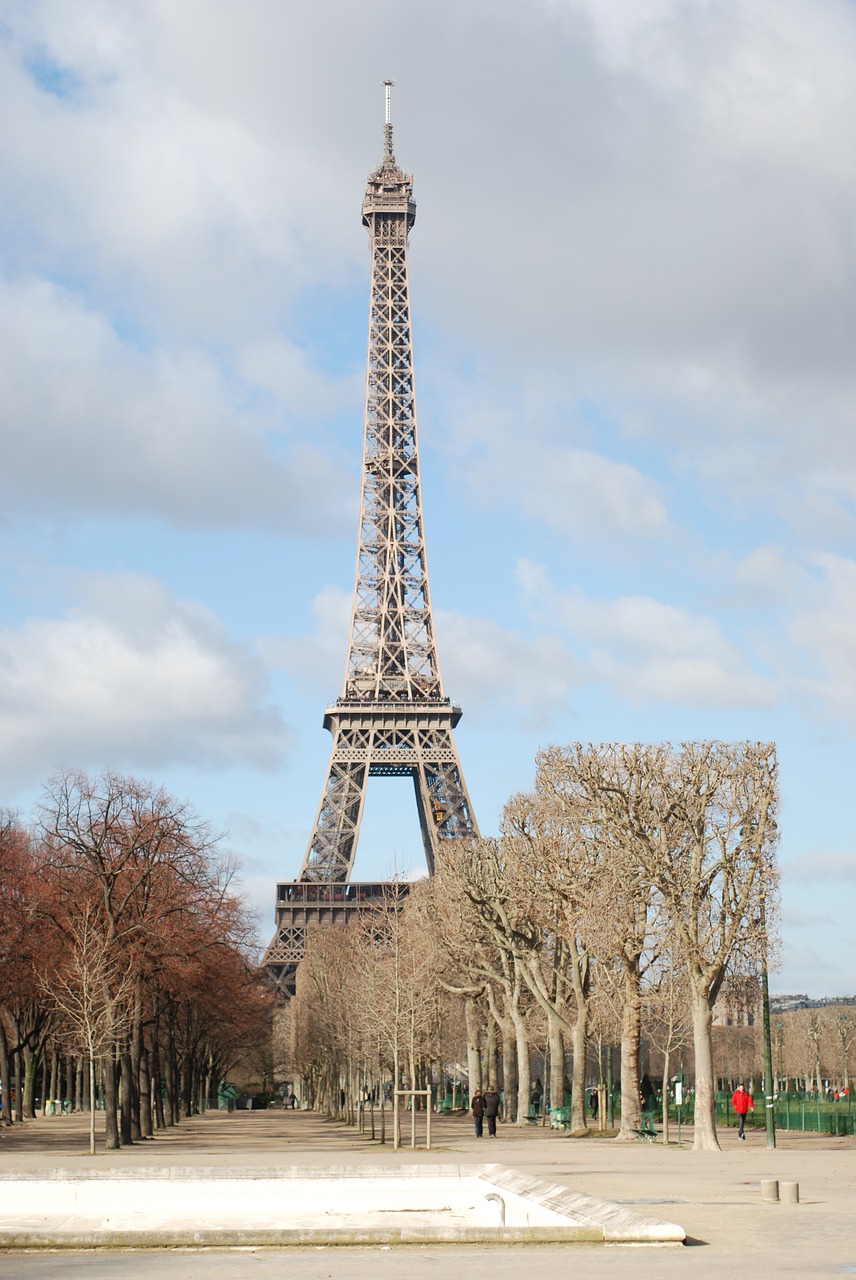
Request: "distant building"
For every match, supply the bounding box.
[770,994,855,1013]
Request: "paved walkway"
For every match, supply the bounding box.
[1,1109,854,1278]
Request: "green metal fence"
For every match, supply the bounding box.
[436,1087,855,1135]
[634,1091,856,1136]
[771,1094,855,1136]
[712,1091,855,1135]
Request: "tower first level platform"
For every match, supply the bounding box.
[264,880,410,998]
[299,698,475,883]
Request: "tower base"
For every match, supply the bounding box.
[262,879,411,997]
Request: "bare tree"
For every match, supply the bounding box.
[533,748,665,1141]
[433,840,541,1123]
[501,794,592,1130]
[41,907,135,1154]
[535,741,779,1151]
[37,768,259,1146]
[642,948,691,1143]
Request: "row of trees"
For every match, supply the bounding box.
[286,741,780,1151]
[0,770,271,1152]
[771,1006,853,1096]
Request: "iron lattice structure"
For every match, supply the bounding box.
[300,98,478,883]
[263,89,478,987]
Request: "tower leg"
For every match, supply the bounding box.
[300,749,368,882]
[414,727,478,874]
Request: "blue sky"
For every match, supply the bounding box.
[1,0,854,995]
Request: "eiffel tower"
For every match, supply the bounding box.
[263,84,478,991]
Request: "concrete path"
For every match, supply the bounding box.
[1,1108,854,1278]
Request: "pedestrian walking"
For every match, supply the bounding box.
[731,1084,754,1139]
[590,1089,599,1120]
[471,1089,485,1138]
[483,1085,501,1137]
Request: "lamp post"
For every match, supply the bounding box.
[838,1015,850,1101]
[759,893,776,1149]
[776,1020,785,1093]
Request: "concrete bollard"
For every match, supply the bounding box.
[760,1179,779,1202]
[779,1181,800,1204]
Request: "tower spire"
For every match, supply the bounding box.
[383,78,395,162]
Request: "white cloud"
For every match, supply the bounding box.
[3,0,856,542]
[787,851,856,885]
[0,274,351,532]
[780,906,836,929]
[789,554,856,728]
[0,572,288,783]
[436,610,580,729]
[521,447,667,540]
[0,0,855,998]
[731,545,810,608]
[263,586,580,731]
[777,937,856,998]
[436,379,669,543]
[518,559,778,708]
[261,584,351,694]
[0,14,357,338]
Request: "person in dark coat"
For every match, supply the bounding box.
[482,1085,501,1137]
[471,1089,485,1138]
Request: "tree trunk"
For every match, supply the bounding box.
[181,1059,194,1118]
[164,1025,179,1125]
[13,1039,23,1123]
[129,1000,143,1140]
[567,939,589,1132]
[485,1014,499,1095]
[606,1044,615,1127]
[464,998,482,1095]
[571,1011,587,1131]
[65,1054,74,1111]
[120,1050,134,1144]
[22,1044,37,1118]
[139,1040,153,1138]
[88,1057,97,1155]
[40,1051,49,1115]
[511,996,532,1126]
[0,1018,12,1124]
[151,1030,166,1130]
[661,1045,671,1144]
[498,1015,517,1120]
[103,1052,120,1149]
[691,988,720,1150]
[615,962,642,1141]
[50,1049,62,1109]
[548,1013,565,1114]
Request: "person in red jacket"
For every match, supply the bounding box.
[731,1084,754,1139]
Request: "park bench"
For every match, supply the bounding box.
[634,1116,660,1142]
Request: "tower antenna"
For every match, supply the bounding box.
[382,78,395,160]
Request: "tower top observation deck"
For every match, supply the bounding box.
[362,79,416,231]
